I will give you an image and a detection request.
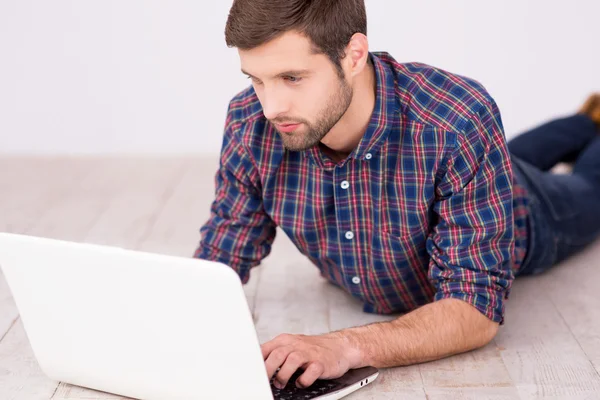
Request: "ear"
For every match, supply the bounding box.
[343,33,370,78]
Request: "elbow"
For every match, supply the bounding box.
[487,320,500,340]
[466,319,498,353]
[478,319,499,347]
[464,302,500,348]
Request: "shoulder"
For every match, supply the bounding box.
[225,85,265,132]
[375,52,497,135]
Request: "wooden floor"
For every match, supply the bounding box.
[1,156,600,400]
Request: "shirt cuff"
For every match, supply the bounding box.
[434,287,506,325]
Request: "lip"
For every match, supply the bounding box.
[276,123,301,133]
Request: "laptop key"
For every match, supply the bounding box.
[271,368,341,399]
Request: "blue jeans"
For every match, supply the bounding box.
[509,114,600,276]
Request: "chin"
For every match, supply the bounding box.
[282,140,317,152]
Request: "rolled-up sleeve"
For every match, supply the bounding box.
[427,97,515,325]
[193,105,277,284]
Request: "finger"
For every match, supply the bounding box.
[273,351,307,389]
[261,333,293,360]
[260,340,276,360]
[296,362,325,388]
[264,346,293,382]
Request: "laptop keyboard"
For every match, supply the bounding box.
[271,368,340,400]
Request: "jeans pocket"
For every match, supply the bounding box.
[530,175,581,222]
[513,159,581,222]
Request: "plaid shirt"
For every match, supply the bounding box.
[194,52,530,325]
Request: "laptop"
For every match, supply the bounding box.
[0,232,379,399]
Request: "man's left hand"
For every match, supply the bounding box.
[261,332,359,389]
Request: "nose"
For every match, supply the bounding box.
[261,88,289,121]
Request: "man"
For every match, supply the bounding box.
[194,0,600,390]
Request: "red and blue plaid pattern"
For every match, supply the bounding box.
[195,52,530,325]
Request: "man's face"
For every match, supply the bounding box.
[239,31,353,151]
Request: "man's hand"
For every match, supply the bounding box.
[261,332,360,389]
[261,298,498,389]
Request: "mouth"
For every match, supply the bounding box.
[275,123,301,133]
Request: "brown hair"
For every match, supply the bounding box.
[225,0,367,76]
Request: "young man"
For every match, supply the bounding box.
[194,0,600,390]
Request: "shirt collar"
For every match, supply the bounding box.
[304,52,399,170]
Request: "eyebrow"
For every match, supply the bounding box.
[241,69,312,79]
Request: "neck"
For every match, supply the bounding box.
[320,59,376,155]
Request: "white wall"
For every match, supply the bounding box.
[0,0,598,155]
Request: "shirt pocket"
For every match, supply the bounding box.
[367,229,435,310]
[369,228,427,275]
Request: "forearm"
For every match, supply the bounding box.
[334,298,499,368]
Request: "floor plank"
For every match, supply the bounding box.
[496,269,600,399]
[0,270,18,344]
[51,383,132,400]
[0,319,59,400]
[136,157,218,257]
[422,387,522,399]
[0,157,96,235]
[538,239,600,375]
[348,388,427,399]
[418,340,519,396]
[78,157,187,249]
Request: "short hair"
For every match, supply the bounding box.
[225,0,367,76]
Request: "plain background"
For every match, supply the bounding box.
[0,0,598,155]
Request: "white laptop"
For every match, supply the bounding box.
[0,232,379,399]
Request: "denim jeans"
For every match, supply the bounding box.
[509,114,600,276]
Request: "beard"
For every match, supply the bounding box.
[270,77,353,152]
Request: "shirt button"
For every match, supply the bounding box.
[340,180,349,189]
[365,153,372,160]
[345,231,354,240]
[352,276,361,284]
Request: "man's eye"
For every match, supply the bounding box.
[284,76,302,83]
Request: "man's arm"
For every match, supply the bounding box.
[427,96,516,325]
[194,103,277,283]
[335,298,498,368]
[263,298,498,388]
